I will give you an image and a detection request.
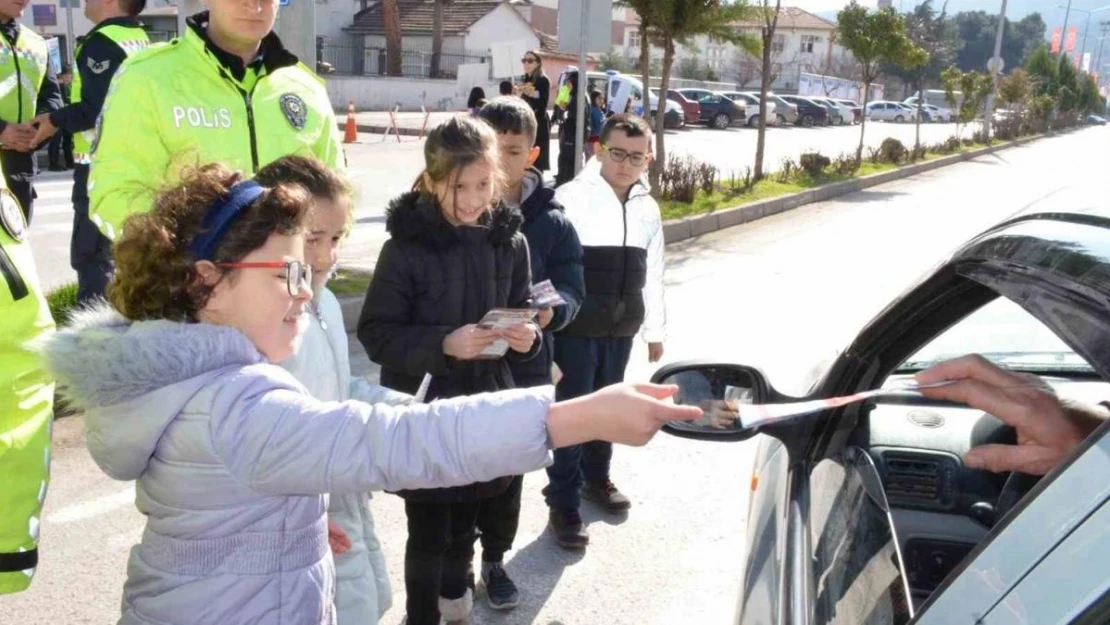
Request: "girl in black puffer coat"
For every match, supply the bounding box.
[357,116,541,625]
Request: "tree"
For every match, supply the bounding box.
[1024,44,1059,129]
[837,1,928,163]
[676,54,719,81]
[997,67,1032,136]
[1056,54,1081,120]
[940,67,992,140]
[382,0,403,76]
[638,0,760,190]
[430,0,447,78]
[752,0,781,181]
[1079,72,1104,115]
[599,51,635,74]
[892,0,960,152]
[953,11,1046,73]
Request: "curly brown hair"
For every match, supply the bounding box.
[107,163,313,322]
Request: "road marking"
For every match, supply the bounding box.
[45,486,134,524]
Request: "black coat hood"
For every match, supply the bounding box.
[385,191,524,249]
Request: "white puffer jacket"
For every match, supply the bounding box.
[280,287,409,624]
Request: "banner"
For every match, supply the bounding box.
[1066,26,1079,52]
[1075,53,1081,68]
[1083,52,1092,73]
[1051,27,1062,53]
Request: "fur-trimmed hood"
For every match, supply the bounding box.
[36,304,268,480]
[385,191,524,250]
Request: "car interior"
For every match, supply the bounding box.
[847,297,1109,610]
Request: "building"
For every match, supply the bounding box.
[19,0,178,61]
[725,7,852,92]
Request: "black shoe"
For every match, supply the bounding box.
[48,164,65,172]
[481,563,520,611]
[582,480,632,513]
[548,508,589,550]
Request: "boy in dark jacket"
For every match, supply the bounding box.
[473,96,585,608]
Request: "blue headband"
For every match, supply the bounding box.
[188,180,265,260]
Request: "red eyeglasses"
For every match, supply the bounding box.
[216,261,314,297]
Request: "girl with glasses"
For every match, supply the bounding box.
[38,162,699,625]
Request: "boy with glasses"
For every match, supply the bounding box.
[545,114,667,549]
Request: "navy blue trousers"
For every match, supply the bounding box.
[543,335,634,511]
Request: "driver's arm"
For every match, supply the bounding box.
[916,354,1100,475]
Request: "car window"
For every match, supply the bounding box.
[893,298,1093,376]
[810,447,914,625]
[610,81,620,98]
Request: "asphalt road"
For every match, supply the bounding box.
[28,119,976,292]
[8,127,1104,625]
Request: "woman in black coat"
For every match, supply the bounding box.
[357,116,541,625]
[517,50,551,171]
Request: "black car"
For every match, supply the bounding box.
[676,88,746,129]
[779,95,829,127]
[651,194,1110,624]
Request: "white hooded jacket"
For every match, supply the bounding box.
[280,287,409,624]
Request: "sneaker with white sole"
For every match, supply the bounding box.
[481,562,520,610]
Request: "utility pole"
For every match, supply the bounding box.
[1062,0,1073,57]
[983,0,1007,141]
[63,0,74,65]
[176,0,203,38]
[274,0,317,69]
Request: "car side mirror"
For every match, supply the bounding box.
[650,361,771,442]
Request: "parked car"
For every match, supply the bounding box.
[919,103,954,123]
[1087,113,1108,125]
[719,92,777,127]
[867,100,916,122]
[651,194,1110,624]
[744,91,800,125]
[833,98,863,123]
[778,95,829,127]
[559,69,685,129]
[676,88,747,129]
[665,89,701,125]
[808,96,853,126]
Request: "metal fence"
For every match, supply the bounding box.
[318,36,491,79]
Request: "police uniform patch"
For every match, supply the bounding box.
[280,94,308,130]
[0,189,25,241]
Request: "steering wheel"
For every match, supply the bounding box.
[992,471,1041,526]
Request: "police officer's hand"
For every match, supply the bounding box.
[0,123,36,152]
[443,324,500,360]
[30,114,58,147]
[916,354,1105,475]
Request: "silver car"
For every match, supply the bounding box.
[651,195,1110,624]
[867,100,917,122]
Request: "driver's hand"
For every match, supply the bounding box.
[915,354,1103,475]
[697,399,740,429]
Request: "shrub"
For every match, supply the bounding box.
[725,167,754,195]
[799,152,831,177]
[776,157,798,184]
[878,138,908,164]
[833,152,859,175]
[910,144,927,161]
[696,159,717,196]
[660,155,701,203]
[867,146,881,164]
[45,282,78,326]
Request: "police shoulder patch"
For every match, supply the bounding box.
[280,93,308,131]
[0,189,25,241]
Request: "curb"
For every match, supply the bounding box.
[339,122,429,137]
[337,131,1048,333]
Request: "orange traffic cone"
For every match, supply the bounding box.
[344,101,358,143]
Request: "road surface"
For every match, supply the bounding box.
[29,119,976,292]
[8,127,1104,624]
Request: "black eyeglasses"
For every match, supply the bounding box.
[602,146,648,166]
[521,57,537,64]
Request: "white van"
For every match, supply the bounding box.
[556,68,686,129]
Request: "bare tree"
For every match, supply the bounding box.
[732,44,798,90]
[753,0,781,181]
[382,0,403,76]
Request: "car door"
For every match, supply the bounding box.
[741,212,1110,625]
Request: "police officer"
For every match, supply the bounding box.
[0,168,56,595]
[31,0,149,304]
[0,0,63,224]
[88,0,344,240]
